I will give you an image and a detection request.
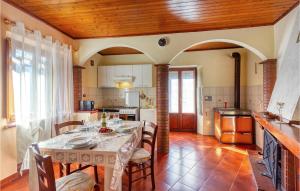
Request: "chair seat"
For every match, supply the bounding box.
[56,172,95,191]
[130,148,151,163]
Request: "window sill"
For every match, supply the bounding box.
[4,121,16,128]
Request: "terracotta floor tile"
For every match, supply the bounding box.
[1,132,257,191]
[170,182,196,191]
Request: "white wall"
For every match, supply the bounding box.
[274,5,299,69]
[78,26,275,65]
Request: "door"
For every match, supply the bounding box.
[169,68,197,131]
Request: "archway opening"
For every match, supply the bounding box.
[168,41,264,137]
[81,46,156,110]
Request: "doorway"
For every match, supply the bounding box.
[169,67,197,132]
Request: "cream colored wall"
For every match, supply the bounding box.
[78,26,274,65]
[246,51,263,86]
[0,1,77,180]
[101,54,153,65]
[82,54,103,88]
[170,48,247,87]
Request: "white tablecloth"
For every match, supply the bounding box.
[22,121,143,191]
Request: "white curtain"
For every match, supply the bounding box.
[52,41,74,127]
[10,22,73,163]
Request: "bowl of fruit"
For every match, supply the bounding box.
[99,127,114,135]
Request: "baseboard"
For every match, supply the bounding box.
[0,172,20,188]
[0,164,28,188]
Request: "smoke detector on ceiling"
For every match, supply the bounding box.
[158,37,169,47]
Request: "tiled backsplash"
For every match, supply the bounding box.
[82,87,156,108]
[246,85,263,112]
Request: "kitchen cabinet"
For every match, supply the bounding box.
[140,109,157,124]
[97,64,152,88]
[132,65,142,87]
[142,64,152,87]
[115,65,132,77]
[106,66,115,87]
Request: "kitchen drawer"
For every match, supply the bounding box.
[221,116,235,132]
[236,116,252,132]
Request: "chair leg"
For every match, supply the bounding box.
[59,163,63,177]
[128,164,133,191]
[150,163,155,190]
[66,163,71,175]
[93,165,99,184]
[142,164,146,179]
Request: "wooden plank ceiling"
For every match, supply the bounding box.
[98,47,143,55]
[5,0,299,39]
[185,42,242,52]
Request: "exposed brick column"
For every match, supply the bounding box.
[73,65,84,112]
[260,59,277,111]
[155,64,169,154]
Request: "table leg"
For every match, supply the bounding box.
[104,166,122,191]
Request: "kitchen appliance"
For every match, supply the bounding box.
[114,76,134,89]
[125,91,140,107]
[119,107,139,121]
[80,100,94,111]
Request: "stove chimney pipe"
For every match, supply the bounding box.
[232,52,241,109]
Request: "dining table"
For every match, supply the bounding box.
[24,120,143,191]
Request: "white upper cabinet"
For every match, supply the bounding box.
[106,66,115,87]
[132,65,142,87]
[97,64,152,88]
[115,65,132,77]
[142,64,152,87]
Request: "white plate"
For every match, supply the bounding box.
[72,141,97,149]
[116,126,135,133]
[67,137,91,146]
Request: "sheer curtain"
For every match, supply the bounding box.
[10,22,73,163]
[52,41,74,128]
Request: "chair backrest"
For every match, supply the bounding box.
[54,120,84,136]
[31,143,56,191]
[142,121,158,160]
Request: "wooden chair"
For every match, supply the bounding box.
[126,121,158,191]
[54,121,99,184]
[31,143,95,191]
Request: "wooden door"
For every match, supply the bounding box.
[169,68,197,132]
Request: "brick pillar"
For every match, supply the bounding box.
[73,65,84,112]
[155,64,169,154]
[260,59,277,111]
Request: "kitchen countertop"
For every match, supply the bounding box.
[214,107,252,116]
[253,112,300,159]
[75,110,98,113]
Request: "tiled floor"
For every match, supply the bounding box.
[1,132,257,191]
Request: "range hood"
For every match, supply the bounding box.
[114,76,134,88]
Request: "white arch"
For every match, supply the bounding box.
[79,43,158,65]
[169,38,268,64]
